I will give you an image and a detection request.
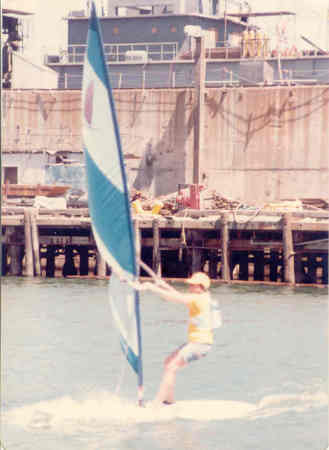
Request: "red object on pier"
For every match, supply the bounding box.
[176,184,203,210]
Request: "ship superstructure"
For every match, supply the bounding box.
[39,0,328,89]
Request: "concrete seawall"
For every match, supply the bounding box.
[2,85,328,202]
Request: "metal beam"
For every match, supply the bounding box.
[226,11,296,18]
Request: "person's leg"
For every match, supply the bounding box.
[154,347,187,405]
[153,343,211,405]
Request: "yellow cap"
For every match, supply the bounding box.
[186,272,211,290]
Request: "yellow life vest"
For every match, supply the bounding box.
[187,292,214,344]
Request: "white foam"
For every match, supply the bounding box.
[249,390,328,420]
[3,392,175,433]
[3,389,328,433]
[173,400,257,421]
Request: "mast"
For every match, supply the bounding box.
[82,1,144,406]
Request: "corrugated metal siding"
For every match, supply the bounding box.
[2,90,82,153]
[2,86,328,200]
[204,85,329,201]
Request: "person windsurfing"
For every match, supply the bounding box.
[141,272,221,407]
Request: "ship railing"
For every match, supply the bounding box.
[46,42,178,64]
[58,65,328,90]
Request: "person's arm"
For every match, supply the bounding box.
[140,282,190,305]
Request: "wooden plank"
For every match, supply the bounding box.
[36,218,91,227]
[291,222,329,232]
[141,237,284,251]
[2,217,24,226]
[2,214,328,237]
[175,209,329,220]
[39,236,94,246]
[2,207,90,217]
[3,207,328,220]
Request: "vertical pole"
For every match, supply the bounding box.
[152,218,162,277]
[46,246,56,278]
[322,253,328,285]
[307,254,317,284]
[282,213,295,284]
[79,246,89,276]
[294,253,305,284]
[193,34,206,184]
[31,209,41,276]
[221,212,230,281]
[96,249,106,277]
[133,218,144,407]
[8,245,22,276]
[253,251,264,281]
[209,250,218,279]
[24,209,34,277]
[62,246,77,277]
[192,247,203,273]
[1,244,8,275]
[238,252,249,281]
[190,231,203,273]
[269,250,278,282]
[134,218,141,275]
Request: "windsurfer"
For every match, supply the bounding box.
[141,272,214,407]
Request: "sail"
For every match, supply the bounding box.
[81,2,143,403]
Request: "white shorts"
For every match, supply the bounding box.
[176,342,212,363]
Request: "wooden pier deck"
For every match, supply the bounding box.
[1,207,328,286]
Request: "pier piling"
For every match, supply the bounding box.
[1,207,327,286]
[96,250,106,277]
[221,213,230,282]
[208,250,219,279]
[322,254,328,284]
[1,244,8,275]
[62,246,77,277]
[45,246,56,277]
[24,209,34,277]
[79,246,89,276]
[152,218,162,276]
[254,251,265,281]
[8,244,23,276]
[282,213,295,284]
[31,210,41,276]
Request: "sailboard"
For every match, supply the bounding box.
[81,2,143,405]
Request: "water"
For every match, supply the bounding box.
[1,277,328,450]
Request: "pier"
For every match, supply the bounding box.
[2,207,328,286]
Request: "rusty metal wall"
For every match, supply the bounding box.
[203,85,329,202]
[2,90,82,154]
[2,86,328,201]
[113,89,193,195]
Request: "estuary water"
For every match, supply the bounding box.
[1,277,328,450]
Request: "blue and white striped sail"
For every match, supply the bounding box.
[81,2,143,401]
